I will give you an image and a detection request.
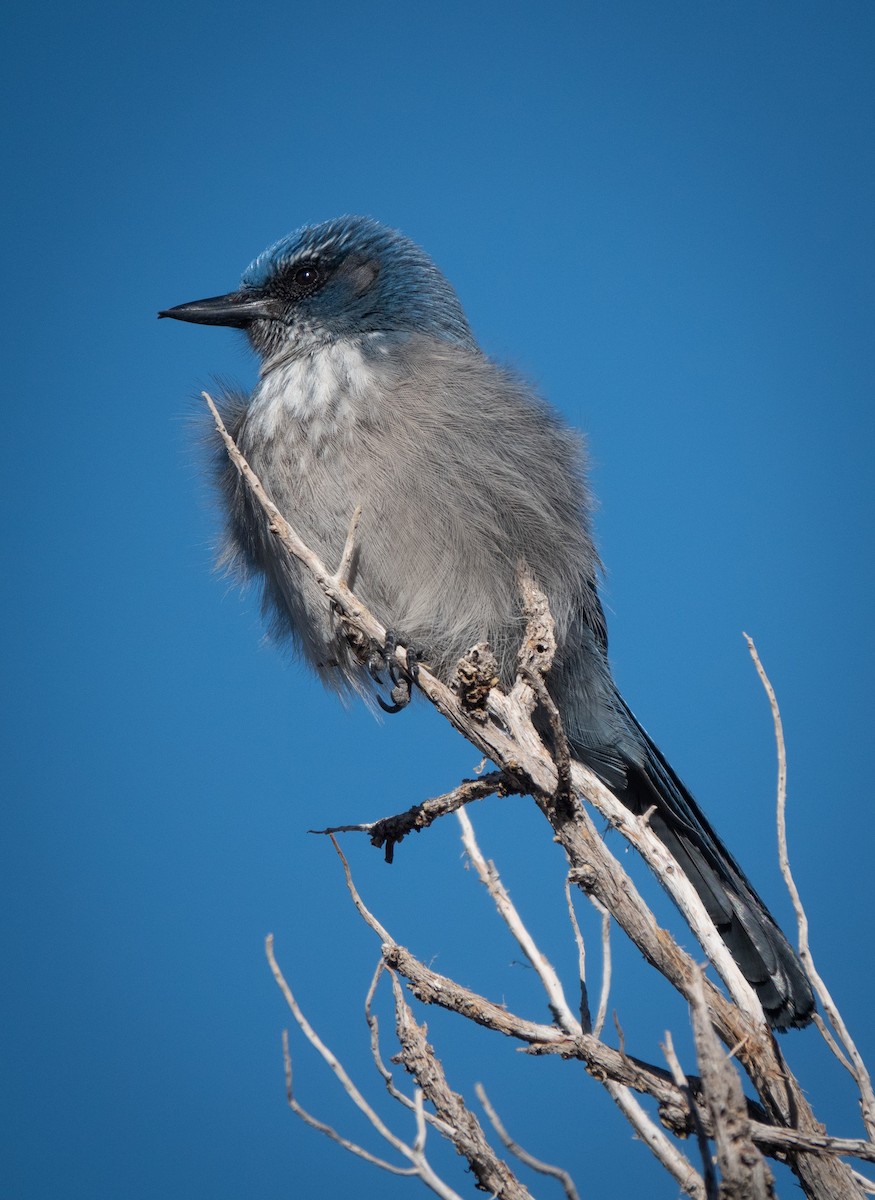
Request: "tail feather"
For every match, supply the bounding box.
[608,708,815,1030]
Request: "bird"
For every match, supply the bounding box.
[159,215,814,1030]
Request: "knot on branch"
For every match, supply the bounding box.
[658,1101,695,1139]
[568,864,599,892]
[453,642,500,721]
[329,598,373,664]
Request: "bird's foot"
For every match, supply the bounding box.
[371,630,422,713]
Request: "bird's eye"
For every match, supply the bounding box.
[294,264,320,288]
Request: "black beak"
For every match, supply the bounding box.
[158,290,279,329]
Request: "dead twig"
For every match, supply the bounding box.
[457,808,581,1037]
[746,634,875,1142]
[476,1083,581,1200]
[311,772,518,862]
[389,973,534,1200]
[266,936,463,1198]
[687,967,773,1199]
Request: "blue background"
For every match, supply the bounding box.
[3,3,874,1197]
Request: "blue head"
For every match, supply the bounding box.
[159,216,476,359]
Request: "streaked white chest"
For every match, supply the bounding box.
[247,339,378,445]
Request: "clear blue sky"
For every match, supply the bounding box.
[3,2,874,1197]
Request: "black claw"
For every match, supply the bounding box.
[372,632,423,714]
[395,648,421,685]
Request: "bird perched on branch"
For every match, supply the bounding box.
[160,215,814,1029]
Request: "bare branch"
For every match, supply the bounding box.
[278,1029,416,1176]
[411,1088,428,1157]
[384,939,706,1122]
[372,891,827,1176]
[363,961,454,1140]
[746,634,875,1141]
[476,1082,581,1200]
[389,973,534,1200]
[268,939,470,1200]
[590,896,612,1041]
[337,504,363,585]
[522,666,573,806]
[457,808,581,1037]
[688,967,774,1200]
[326,842,711,1130]
[326,835,393,943]
[364,961,397,1091]
[456,808,708,1193]
[326,789,875,1194]
[563,876,592,1033]
[266,934,413,1158]
[606,1080,707,1200]
[748,1126,875,1164]
[812,1012,856,1075]
[311,772,517,862]
[664,1029,718,1200]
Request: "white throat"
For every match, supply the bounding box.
[248,337,379,443]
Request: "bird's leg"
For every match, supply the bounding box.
[375,630,422,714]
[329,598,421,711]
